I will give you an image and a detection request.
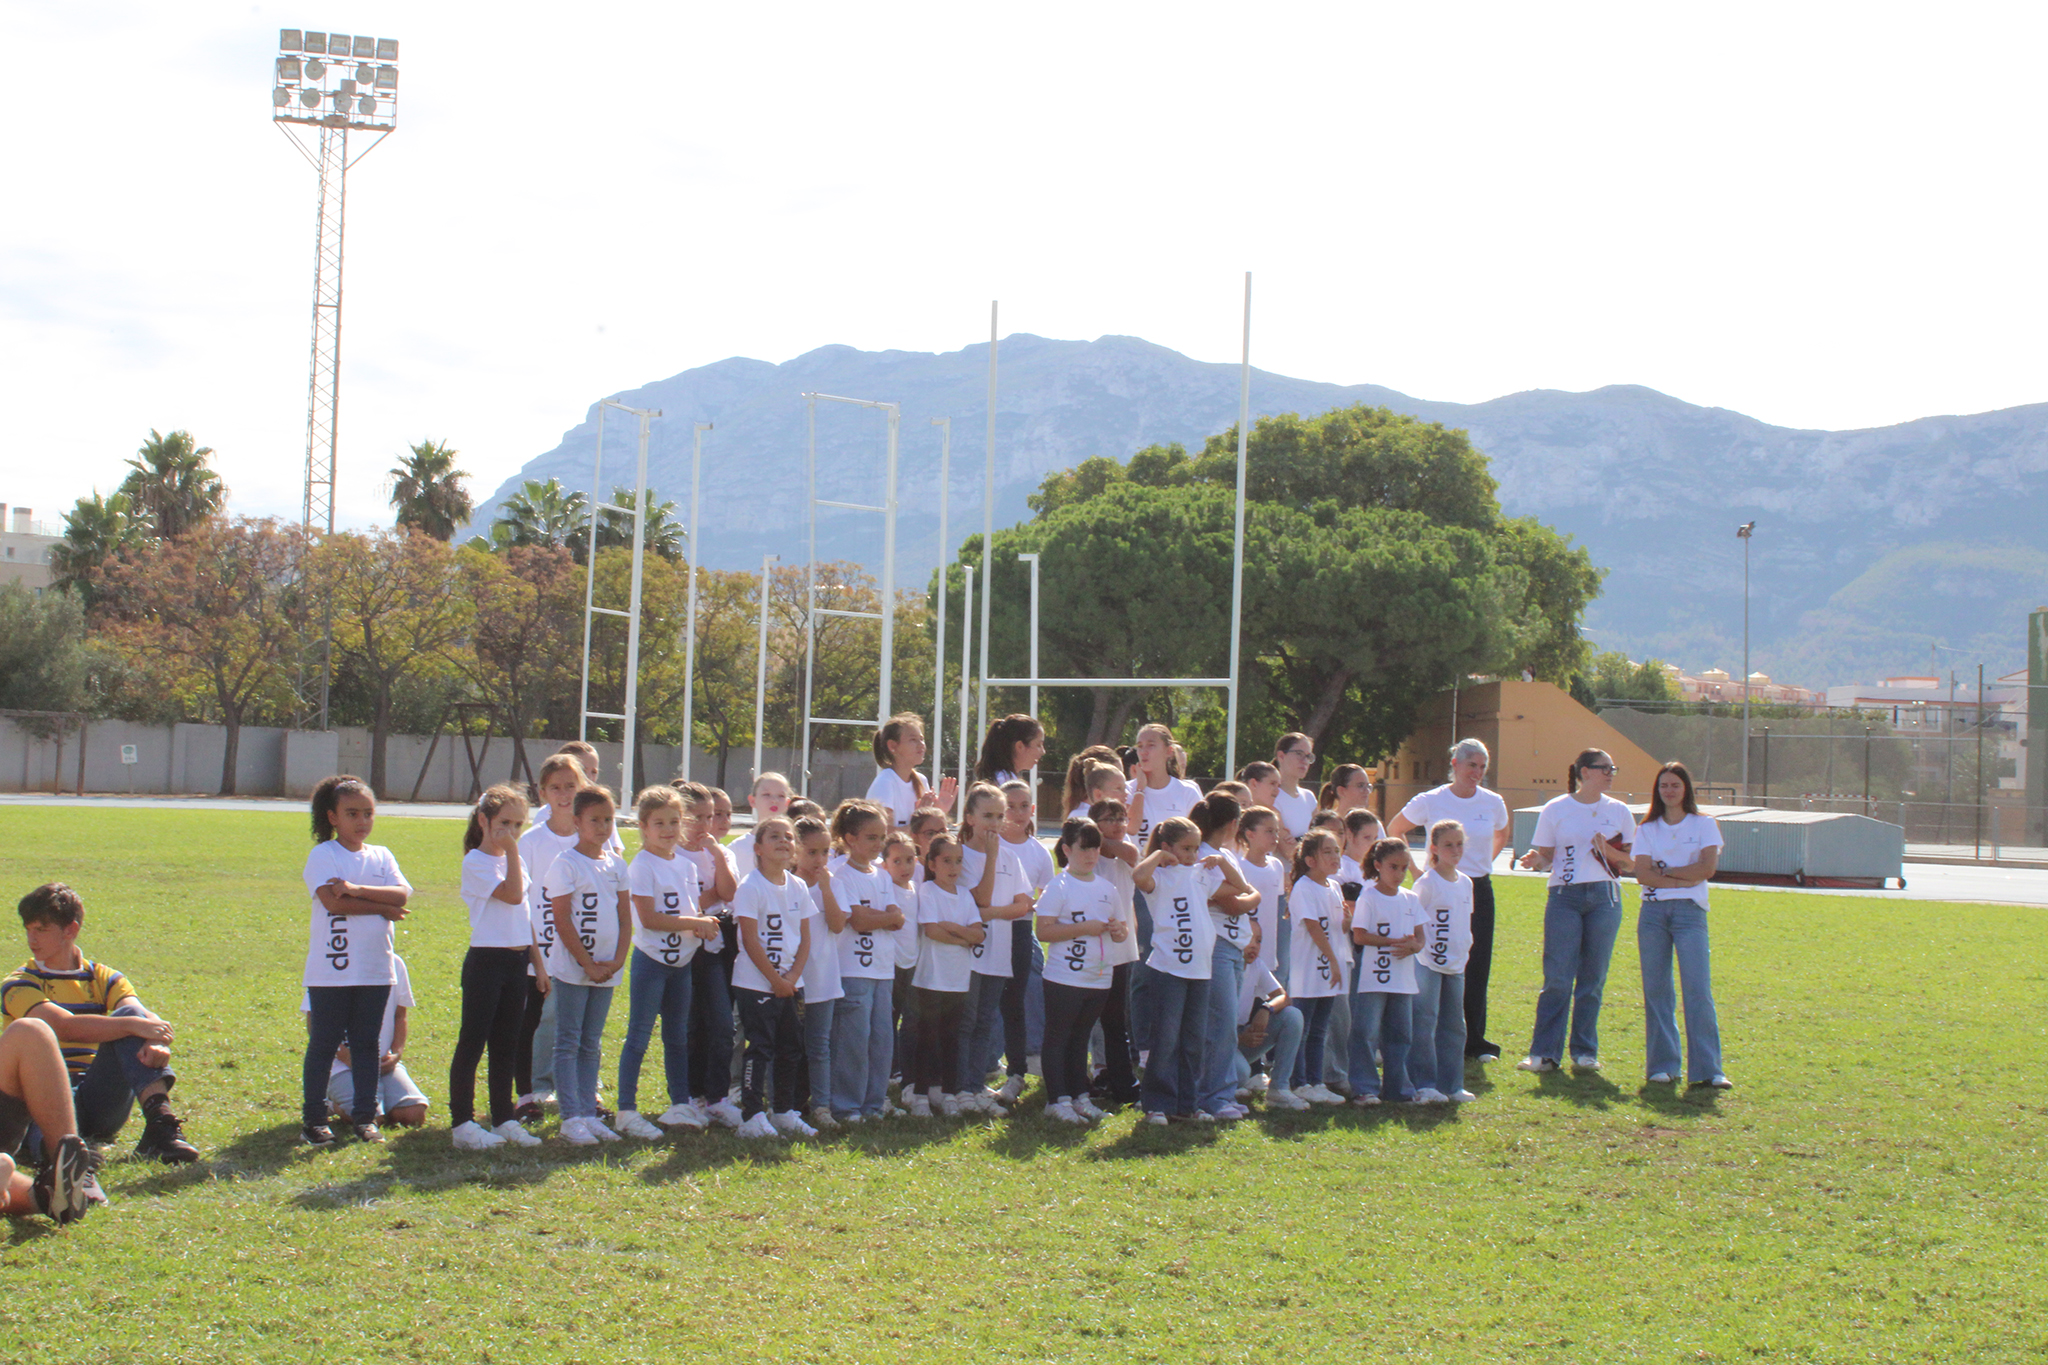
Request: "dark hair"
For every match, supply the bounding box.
[1087,798,1128,825]
[463,784,529,854]
[672,780,714,808]
[1292,828,1338,882]
[1063,745,1121,815]
[908,808,948,839]
[1238,806,1278,845]
[571,787,615,821]
[1237,760,1278,785]
[1567,748,1613,795]
[976,713,1044,783]
[872,713,931,793]
[830,798,889,852]
[1275,732,1313,759]
[18,882,84,929]
[310,775,372,844]
[1190,793,1243,844]
[1364,835,1409,880]
[1317,763,1370,812]
[1642,760,1699,821]
[1309,809,1341,832]
[792,814,829,845]
[1342,808,1382,843]
[787,797,826,821]
[923,832,962,878]
[1144,815,1199,856]
[1116,745,1139,777]
[1053,815,1103,868]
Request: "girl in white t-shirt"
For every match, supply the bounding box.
[1036,818,1129,1124]
[1234,808,1288,1056]
[688,784,746,1128]
[826,801,909,1124]
[730,817,816,1138]
[616,785,723,1140]
[883,829,924,1110]
[300,775,410,1147]
[792,815,844,1133]
[1125,722,1202,849]
[909,835,984,1117]
[866,713,958,827]
[724,771,794,883]
[974,713,1046,788]
[1410,821,1477,1104]
[1061,746,1124,821]
[956,783,1034,1110]
[1088,798,1143,1106]
[546,787,632,1144]
[1280,829,1347,1107]
[451,784,545,1151]
[1517,748,1635,1073]
[1347,837,1426,1106]
[1193,795,1260,1121]
[515,752,588,1117]
[1271,732,1320,849]
[1631,761,1731,1089]
[1132,816,1228,1124]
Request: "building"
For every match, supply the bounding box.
[1374,678,1663,818]
[1668,664,1822,708]
[0,504,59,591]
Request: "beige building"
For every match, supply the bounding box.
[0,504,58,591]
[1375,678,1664,817]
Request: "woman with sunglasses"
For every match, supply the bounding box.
[1515,748,1633,1075]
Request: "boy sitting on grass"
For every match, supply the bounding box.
[1,882,199,1165]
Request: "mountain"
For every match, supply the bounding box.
[470,334,2048,686]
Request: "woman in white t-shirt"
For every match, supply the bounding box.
[974,713,1046,789]
[1516,748,1634,1074]
[1632,761,1731,1090]
[1270,733,1320,846]
[1389,738,1512,1063]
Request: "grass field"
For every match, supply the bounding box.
[0,805,2043,1363]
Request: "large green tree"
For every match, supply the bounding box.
[389,439,474,541]
[119,429,226,539]
[50,490,143,603]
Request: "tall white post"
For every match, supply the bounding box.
[978,301,997,748]
[681,420,711,785]
[753,553,779,783]
[577,403,607,743]
[1019,552,1040,792]
[1226,271,1251,778]
[879,403,900,725]
[931,416,951,792]
[801,398,819,789]
[619,409,652,804]
[959,565,975,802]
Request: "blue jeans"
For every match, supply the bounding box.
[618,949,692,1114]
[1409,970,1466,1095]
[531,984,557,1094]
[806,992,836,1110]
[551,981,616,1121]
[1322,985,1352,1088]
[958,972,1006,1091]
[1638,897,1723,1082]
[1529,880,1624,1063]
[26,1000,176,1157]
[1200,938,1247,1113]
[1129,891,1156,1056]
[1273,892,1293,990]
[1139,970,1211,1116]
[1293,994,1336,1090]
[1237,1002,1302,1093]
[832,976,895,1118]
[1348,989,1414,1102]
[1018,931,1046,1060]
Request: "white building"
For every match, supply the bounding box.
[0,503,58,591]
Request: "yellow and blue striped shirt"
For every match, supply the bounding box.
[1,959,138,1079]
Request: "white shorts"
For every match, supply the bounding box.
[328,1062,429,1117]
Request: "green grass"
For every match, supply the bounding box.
[0,805,2043,1364]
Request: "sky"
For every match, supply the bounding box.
[5,2,2047,532]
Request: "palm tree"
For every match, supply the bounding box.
[119,429,225,539]
[50,490,140,602]
[596,485,686,561]
[475,478,590,554]
[389,439,474,541]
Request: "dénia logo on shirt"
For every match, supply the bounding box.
[761,910,786,966]
[1429,903,1452,967]
[659,889,686,964]
[1167,896,1195,965]
[853,898,876,969]
[576,891,601,951]
[1371,919,1394,986]
[1062,939,1088,973]
[324,910,350,972]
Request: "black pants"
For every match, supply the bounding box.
[999,927,1032,1079]
[892,964,919,1083]
[1093,961,1140,1101]
[1465,874,1499,1055]
[516,977,546,1094]
[734,986,806,1119]
[911,986,965,1093]
[449,947,529,1128]
[1041,979,1109,1104]
[689,937,737,1100]
[304,984,390,1127]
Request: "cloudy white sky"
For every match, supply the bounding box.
[4,2,2044,531]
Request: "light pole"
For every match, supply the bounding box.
[1737,520,1756,798]
[1018,552,1040,792]
[680,421,712,785]
[271,28,400,730]
[752,554,779,783]
[931,417,951,794]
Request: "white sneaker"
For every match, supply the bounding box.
[560,1116,599,1146]
[584,1117,623,1142]
[839,1112,864,1125]
[493,1119,543,1146]
[1045,1099,1081,1124]
[772,1110,817,1138]
[1190,1110,1216,1124]
[533,1089,558,1109]
[938,1093,963,1118]
[1247,1072,1270,1094]
[1413,1088,1449,1104]
[1703,1074,1735,1090]
[1073,1096,1106,1121]
[1517,1056,1558,1073]
[1350,1092,1381,1107]
[1571,1054,1601,1071]
[706,1098,744,1129]
[1647,1071,1677,1085]
[809,1106,841,1131]
[614,1111,664,1140]
[974,1087,1009,1113]
[451,1120,505,1151]
[996,1076,1025,1103]
[1447,1089,1477,1103]
[1265,1087,1310,1111]
[657,1102,708,1130]
[1304,1084,1345,1106]
[906,1094,932,1117]
[736,1112,778,1140]
[1144,1111,1168,1126]
[1212,1103,1245,1121]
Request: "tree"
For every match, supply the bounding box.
[50,490,142,603]
[91,518,308,794]
[389,439,474,541]
[313,529,474,796]
[1574,650,1674,707]
[0,584,95,713]
[473,478,589,555]
[1495,517,1603,685]
[451,544,583,785]
[595,486,686,562]
[119,429,226,539]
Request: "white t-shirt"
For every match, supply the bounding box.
[1355,885,1426,995]
[1098,856,1140,967]
[829,858,903,982]
[1399,783,1512,879]
[799,879,842,1004]
[459,848,532,950]
[1143,861,1224,980]
[1036,871,1120,991]
[303,956,415,1078]
[1127,775,1203,846]
[679,839,737,954]
[962,842,1025,979]
[914,881,981,993]
[1242,966,1285,1025]
[866,767,925,827]
[301,841,405,988]
[730,870,815,994]
[1237,852,1286,1010]
[1531,793,1636,887]
[1286,876,1346,999]
[1413,867,1474,975]
[724,830,761,882]
[1633,813,1724,907]
[1338,854,1365,894]
[627,848,704,969]
[545,849,628,988]
[518,822,579,975]
[1008,834,1056,893]
[1199,844,1253,948]
[1271,786,1318,840]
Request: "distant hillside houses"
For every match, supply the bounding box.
[1660,664,1823,709]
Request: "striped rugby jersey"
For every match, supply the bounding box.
[1,958,138,1079]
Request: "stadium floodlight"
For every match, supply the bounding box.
[271,27,401,731]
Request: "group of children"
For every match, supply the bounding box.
[290,715,1486,1150]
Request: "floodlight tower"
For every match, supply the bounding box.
[271,27,399,727]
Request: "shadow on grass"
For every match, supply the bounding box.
[116,1120,310,1200]
[5,1214,64,1246]
[1089,1119,1225,1160]
[1634,1083,1725,1119]
[1526,1070,1627,1110]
